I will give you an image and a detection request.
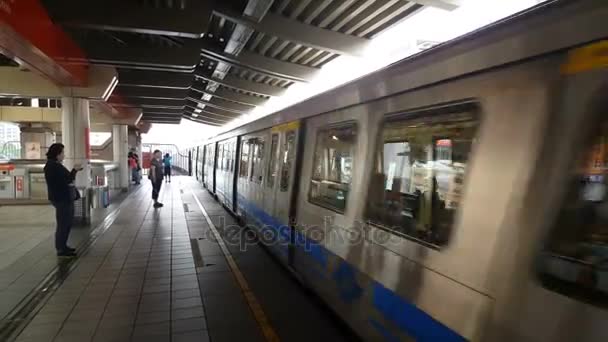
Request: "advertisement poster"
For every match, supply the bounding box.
[25,142,41,159]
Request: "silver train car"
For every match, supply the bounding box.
[190,1,608,340]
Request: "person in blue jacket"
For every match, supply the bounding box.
[163,153,172,183]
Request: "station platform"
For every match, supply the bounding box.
[1,177,355,342]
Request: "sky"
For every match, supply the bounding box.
[144,0,546,148]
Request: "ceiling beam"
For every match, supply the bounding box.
[184,114,231,125]
[184,103,240,119]
[118,70,193,89]
[47,0,214,38]
[201,45,319,83]
[118,87,189,100]
[73,41,201,71]
[182,108,231,122]
[183,116,223,126]
[186,97,251,114]
[142,108,184,115]
[195,73,285,97]
[213,9,369,56]
[409,0,461,11]
[142,117,182,123]
[114,98,185,107]
[191,82,263,107]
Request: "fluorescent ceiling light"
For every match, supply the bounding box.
[101,76,119,102]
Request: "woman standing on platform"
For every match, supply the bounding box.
[43,143,83,258]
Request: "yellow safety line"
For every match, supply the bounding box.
[190,189,281,342]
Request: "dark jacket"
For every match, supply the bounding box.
[150,158,164,182]
[44,160,77,203]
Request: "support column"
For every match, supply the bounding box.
[113,124,129,191]
[61,97,91,189]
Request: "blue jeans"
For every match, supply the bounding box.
[132,168,140,183]
[52,201,74,253]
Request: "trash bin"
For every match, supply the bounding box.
[89,185,110,209]
[73,188,90,224]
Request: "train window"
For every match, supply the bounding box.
[251,138,265,184]
[309,124,357,213]
[365,112,478,247]
[280,131,296,192]
[239,140,249,178]
[267,134,279,188]
[538,121,608,307]
[231,142,236,173]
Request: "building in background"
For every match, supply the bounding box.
[0,122,20,159]
[0,122,19,143]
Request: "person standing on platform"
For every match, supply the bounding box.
[150,149,164,208]
[44,143,83,258]
[128,152,140,185]
[163,153,172,183]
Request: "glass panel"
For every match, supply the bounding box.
[309,124,357,212]
[251,137,265,184]
[230,142,235,173]
[538,121,608,308]
[267,134,279,188]
[219,145,224,171]
[280,131,296,192]
[365,112,478,247]
[239,140,249,178]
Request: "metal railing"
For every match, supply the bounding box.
[142,143,192,175]
[0,141,21,159]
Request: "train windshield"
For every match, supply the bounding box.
[366,112,478,247]
[539,121,608,307]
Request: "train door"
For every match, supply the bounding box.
[262,132,280,217]
[225,139,236,211]
[237,137,252,217]
[202,145,208,188]
[249,131,269,219]
[260,122,301,263]
[217,142,226,202]
[211,143,217,194]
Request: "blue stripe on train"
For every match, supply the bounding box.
[372,283,466,342]
[236,193,466,342]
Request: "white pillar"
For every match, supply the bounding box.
[61,97,91,189]
[113,124,129,191]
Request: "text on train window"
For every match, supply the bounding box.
[267,134,279,189]
[250,137,265,184]
[309,123,357,213]
[538,121,608,308]
[365,112,478,247]
[239,140,249,178]
[280,131,296,192]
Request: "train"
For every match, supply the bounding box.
[181,1,608,340]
